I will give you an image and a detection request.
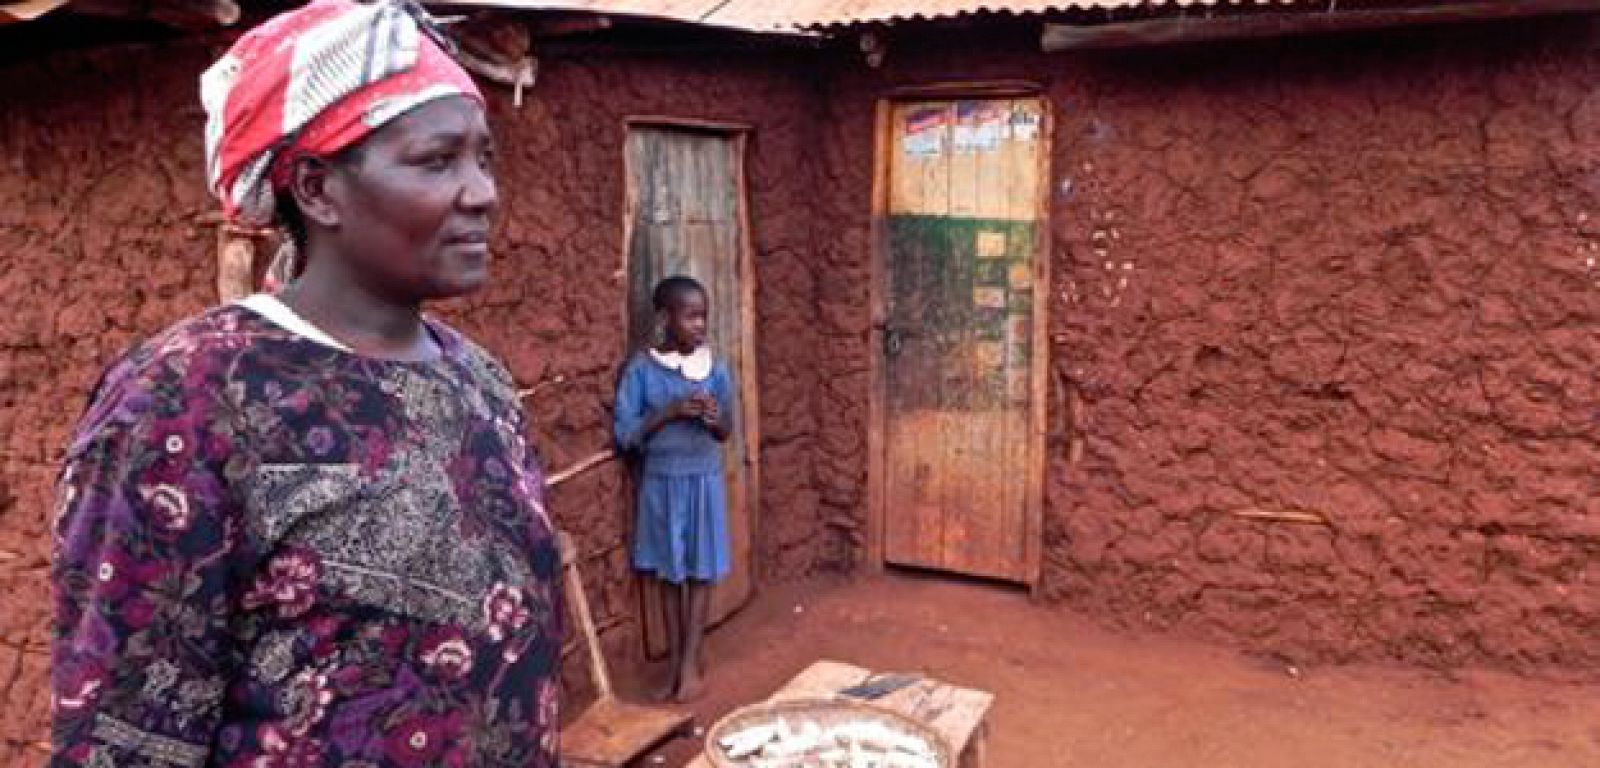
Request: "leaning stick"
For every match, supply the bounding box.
[544,450,616,489]
[1231,508,1331,526]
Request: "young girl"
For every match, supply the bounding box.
[614,275,736,701]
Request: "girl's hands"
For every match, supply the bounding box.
[695,391,720,427]
[667,394,710,421]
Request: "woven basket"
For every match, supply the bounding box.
[703,696,955,767]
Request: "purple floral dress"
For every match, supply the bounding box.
[50,305,562,768]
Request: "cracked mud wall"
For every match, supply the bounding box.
[816,17,1600,674]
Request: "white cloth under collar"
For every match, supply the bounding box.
[649,346,713,382]
[236,293,353,351]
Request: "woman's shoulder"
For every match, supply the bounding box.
[427,319,521,400]
[106,304,274,383]
[69,305,268,454]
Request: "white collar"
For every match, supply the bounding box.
[235,293,352,351]
[649,346,713,382]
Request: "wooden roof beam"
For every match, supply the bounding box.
[68,0,240,28]
[1042,0,1600,51]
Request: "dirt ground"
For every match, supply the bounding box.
[615,573,1600,768]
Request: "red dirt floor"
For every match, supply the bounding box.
[613,573,1600,768]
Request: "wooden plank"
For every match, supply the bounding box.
[732,131,763,590]
[883,106,932,569]
[561,697,693,766]
[948,102,980,219]
[623,130,670,662]
[942,103,979,574]
[1002,99,1045,581]
[874,677,995,758]
[1024,98,1053,591]
[889,102,953,218]
[866,99,892,575]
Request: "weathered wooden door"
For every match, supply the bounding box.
[878,98,1048,584]
[624,124,759,650]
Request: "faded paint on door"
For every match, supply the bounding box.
[624,126,757,651]
[881,98,1046,583]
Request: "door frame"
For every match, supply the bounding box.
[619,116,763,644]
[864,86,1053,590]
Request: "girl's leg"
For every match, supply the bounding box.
[653,577,683,701]
[676,580,711,701]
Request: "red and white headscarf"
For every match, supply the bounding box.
[201,0,483,227]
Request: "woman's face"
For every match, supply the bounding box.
[322,95,498,301]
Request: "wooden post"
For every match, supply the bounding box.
[732,130,763,590]
[864,99,893,574]
[216,227,256,304]
[1024,97,1054,594]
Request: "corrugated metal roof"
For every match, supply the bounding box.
[713,1,1167,30]
[427,0,1387,32]
[430,0,1089,31]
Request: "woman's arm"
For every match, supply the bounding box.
[51,364,240,767]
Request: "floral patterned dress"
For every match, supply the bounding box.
[50,304,562,768]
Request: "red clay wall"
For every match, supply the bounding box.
[0,35,833,763]
[816,17,1600,674]
[6,12,1600,762]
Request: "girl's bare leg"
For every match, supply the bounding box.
[676,580,711,702]
[653,578,683,701]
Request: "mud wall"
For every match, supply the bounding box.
[0,36,834,764]
[816,16,1600,674]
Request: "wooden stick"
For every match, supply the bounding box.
[516,375,566,400]
[544,449,615,488]
[1231,508,1331,526]
[558,530,613,698]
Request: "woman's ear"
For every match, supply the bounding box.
[288,156,341,232]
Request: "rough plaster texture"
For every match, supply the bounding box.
[815,18,1600,675]
[4,12,1600,765]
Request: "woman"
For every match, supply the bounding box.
[49,1,562,765]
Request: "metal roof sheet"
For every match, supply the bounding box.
[426,0,1402,32]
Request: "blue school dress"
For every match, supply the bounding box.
[613,350,735,583]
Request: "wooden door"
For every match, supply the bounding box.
[878,98,1048,584]
[624,124,759,652]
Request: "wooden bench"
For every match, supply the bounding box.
[686,659,994,767]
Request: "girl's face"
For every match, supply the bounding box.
[661,289,708,352]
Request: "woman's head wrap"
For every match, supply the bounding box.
[201,0,482,227]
